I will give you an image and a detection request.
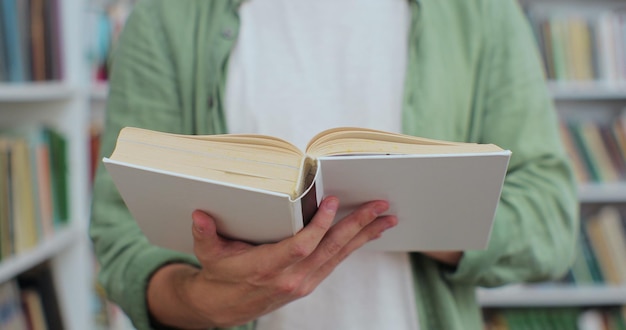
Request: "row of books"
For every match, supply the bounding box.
[0,0,63,83]
[526,5,626,86]
[0,264,63,330]
[483,306,626,330]
[86,0,134,82]
[0,126,69,259]
[559,117,626,184]
[564,206,626,286]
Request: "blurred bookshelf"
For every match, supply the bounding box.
[480,0,626,328]
[84,1,136,329]
[0,0,94,327]
[79,0,626,329]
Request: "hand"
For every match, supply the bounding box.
[147,197,397,329]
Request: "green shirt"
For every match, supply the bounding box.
[90,0,579,329]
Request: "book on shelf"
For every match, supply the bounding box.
[86,0,134,83]
[585,206,626,285]
[0,0,62,82]
[0,279,27,330]
[525,3,626,86]
[577,219,605,285]
[0,126,69,258]
[559,122,590,183]
[569,121,620,182]
[0,0,7,81]
[559,118,626,184]
[18,264,63,330]
[569,233,596,285]
[483,307,626,330]
[20,288,48,330]
[103,126,511,253]
[0,0,27,82]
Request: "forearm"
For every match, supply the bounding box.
[147,264,214,329]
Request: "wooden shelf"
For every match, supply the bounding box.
[0,82,75,102]
[478,285,626,307]
[0,224,82,284]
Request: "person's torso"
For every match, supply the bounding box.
[225,1,418,329]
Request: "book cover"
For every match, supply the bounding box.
[0,0,7,81]
[585,206,626,285]
[0,0,25,82]
[0,139,11,259]
[313,153,510,251]
[46,129,69,226]
[0,280,27,330]
[104,149,510,253]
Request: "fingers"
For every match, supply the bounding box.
[298,201,396,271]
[266,197,340,270]
[192,210,219,242]
[305,215,397,286]
[192,210,222,259]
[191,198,396,281]
[192,210,253,260]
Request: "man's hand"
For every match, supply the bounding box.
[147,197,397,329]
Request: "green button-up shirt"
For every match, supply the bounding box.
[90,0,579,329]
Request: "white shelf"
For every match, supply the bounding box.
[478,285,626,307]
[0,0,95,327]
[91,82,109,101]
[578,183,626,203]
[0,224,82,284]
[0,82,76,102]
[548,82,626,100]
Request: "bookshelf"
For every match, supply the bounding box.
[479,285,626,307]
[478,93,626,307]
[0,0,95,328]
[83,0,626,328]
[480,0,626,327]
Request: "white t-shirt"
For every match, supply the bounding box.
[225,0,419,329]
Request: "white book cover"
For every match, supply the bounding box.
[103,150,510,254]
[315,151,511,251]
[103,159,305,254]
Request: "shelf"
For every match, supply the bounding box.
[548,82,626,100]
[0,82,76,102]
[578,183,626,203]
[0,224,83,284]
[478,285,626,307]
[91,82,109,101]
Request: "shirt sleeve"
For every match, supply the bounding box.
[89,1,199,329]
[445,0,580,287]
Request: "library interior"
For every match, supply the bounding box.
[1,0,626,329]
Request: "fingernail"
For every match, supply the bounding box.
[373,202,389,215]
[193,216,206,234]
[384,216,398,230]
[325,198,339,212]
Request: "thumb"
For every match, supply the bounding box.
[191,210,220,252]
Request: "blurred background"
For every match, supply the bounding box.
[1,0,626,329]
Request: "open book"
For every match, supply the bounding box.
[103,127,511,252]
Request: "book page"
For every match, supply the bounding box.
[110,127,305,196]
[305,127,503,157]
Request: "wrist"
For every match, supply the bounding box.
[147,263,212,329]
